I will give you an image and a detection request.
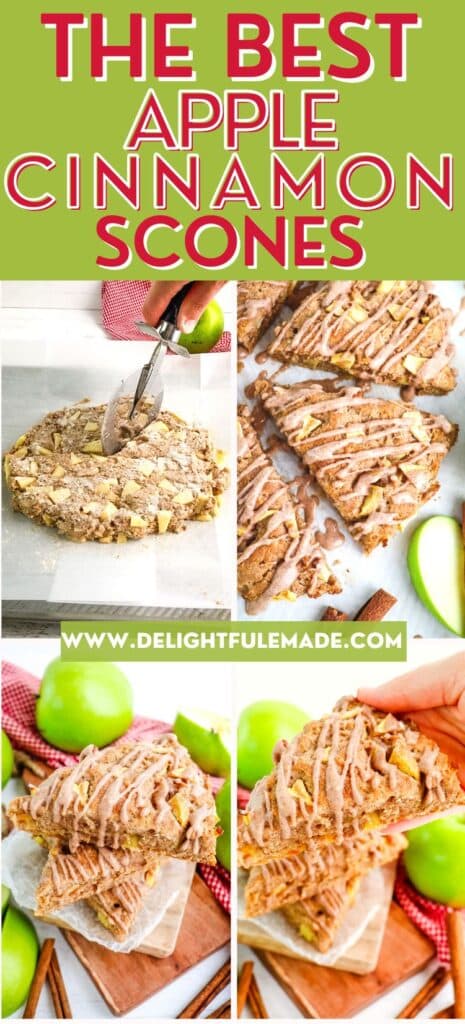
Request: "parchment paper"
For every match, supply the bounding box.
[2,340,233,614]
[238,864,393,966]
[238,281,465,634]
[3,831,195,954]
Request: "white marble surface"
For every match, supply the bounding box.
[2,639,232,1019]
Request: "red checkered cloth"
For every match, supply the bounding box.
[395,863,464,966]
[101,281,231,351]
[2,661,230,912]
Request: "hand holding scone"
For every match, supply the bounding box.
[358,649,465,829]
[143,280,225,334]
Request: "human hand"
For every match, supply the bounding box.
[358,649,465,831]
[142,280,226,334]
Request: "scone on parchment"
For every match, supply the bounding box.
[237,406,340,614]
[4,399,228,542]
[244,832,406,916]
[255,378,457,553]
[9,736,218,864]
[267,280,456,395]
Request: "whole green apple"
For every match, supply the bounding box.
[215,778,231,872]
[2,730,14,787]
[36,659,133,752]
[238,701,309,789]
[2,906,39,1017]
[178,301,224,354]
[404,814,465,906]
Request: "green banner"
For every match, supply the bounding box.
[60,621,407,661]
[1,1,464,278]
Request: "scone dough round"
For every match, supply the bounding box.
[4,399,228,542]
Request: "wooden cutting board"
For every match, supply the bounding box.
[239,865,396,975]
[254,902,434,1018]
[65,874,230,1015]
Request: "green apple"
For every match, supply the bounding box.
[174,710,230,777]
[238,701,309,789]
[215,778,231,872]
[408,516,465,636]
[404,814,465,906]
[2,730,14,787]
[2,886,10,918]
[2,906,39,1017]
[36,659,133,752]
[178,300,224,354]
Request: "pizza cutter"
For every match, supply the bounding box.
[101,283,192,455]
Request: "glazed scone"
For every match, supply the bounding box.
[244,833,406,916]
[4,399,228,542]
[238,698,465,864]
[255,378,457,553]
[238,281,297,353]
[283,875,361,953]
[267,281,456,395]
[35,842,161,914]
[237,406,340,614]
[88,874,148,942]
[8,736,218,864]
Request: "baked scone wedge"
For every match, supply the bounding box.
[88,874,148,942]
[4,400,228,542]
[267,281,456,395]
[35,842,161,914]
[244,832,406,916]
[238,281,297,354]
[8,737,218,863]
[255,378,457,553]
[238,406,340,614]
[283,875,361,953]
[238,698,465,864]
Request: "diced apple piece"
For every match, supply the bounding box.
[330,352,356,371]
[389,741,420,780]
[47,488,71,504]
[100,502,118,521]
[81,440,103,454]
[70,453,82,466]
[129,514,147,528]
[15,476,35,490]
[348,303,368,323]
[52,465,66,479]
[158,478,177,493]
[157,510,172,533]
[121,479,141,499]
[289,779,312,806]
[173,489,194,505]
[169,793,190,827]
[360,485,384,515]
[84,421,99,434]
[83,502,101,514]
[138,459,156,477]
[403,354,426,374]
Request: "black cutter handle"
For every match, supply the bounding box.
[160,282,195,328]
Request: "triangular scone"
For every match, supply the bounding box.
[88,874,147,942]
[244,833,406,916]
[8,737,217,864]
[35,843,161,914]
[237,406,340,614]
[283,875,361,953]
[238,698,465,864]
[267,281,456,395]
[238,281,297,354]
[255,379,457,553]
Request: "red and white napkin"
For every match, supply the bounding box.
[101,281,231,351]
[395,863,464,967]
[2,661,230,914]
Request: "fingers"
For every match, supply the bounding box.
[357,650,465,715]
[142,280,189,328]
[177,281,226,332]
[380,805,465,834]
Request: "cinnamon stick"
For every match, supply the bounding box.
[321,607,348,622]
[396,965,451,1018]
[48,950,72,1018]
[432,1006,455,1019]
[237,961,254,1016]
[177,960,231,1019]
[447,909,465,1019]
[355,588,397,621]
[207,999,231,1018]
[247,973,269,1019]
[23,938,55,1018]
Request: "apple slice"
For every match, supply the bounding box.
[174,710,231,777]
[408,515,465,636]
